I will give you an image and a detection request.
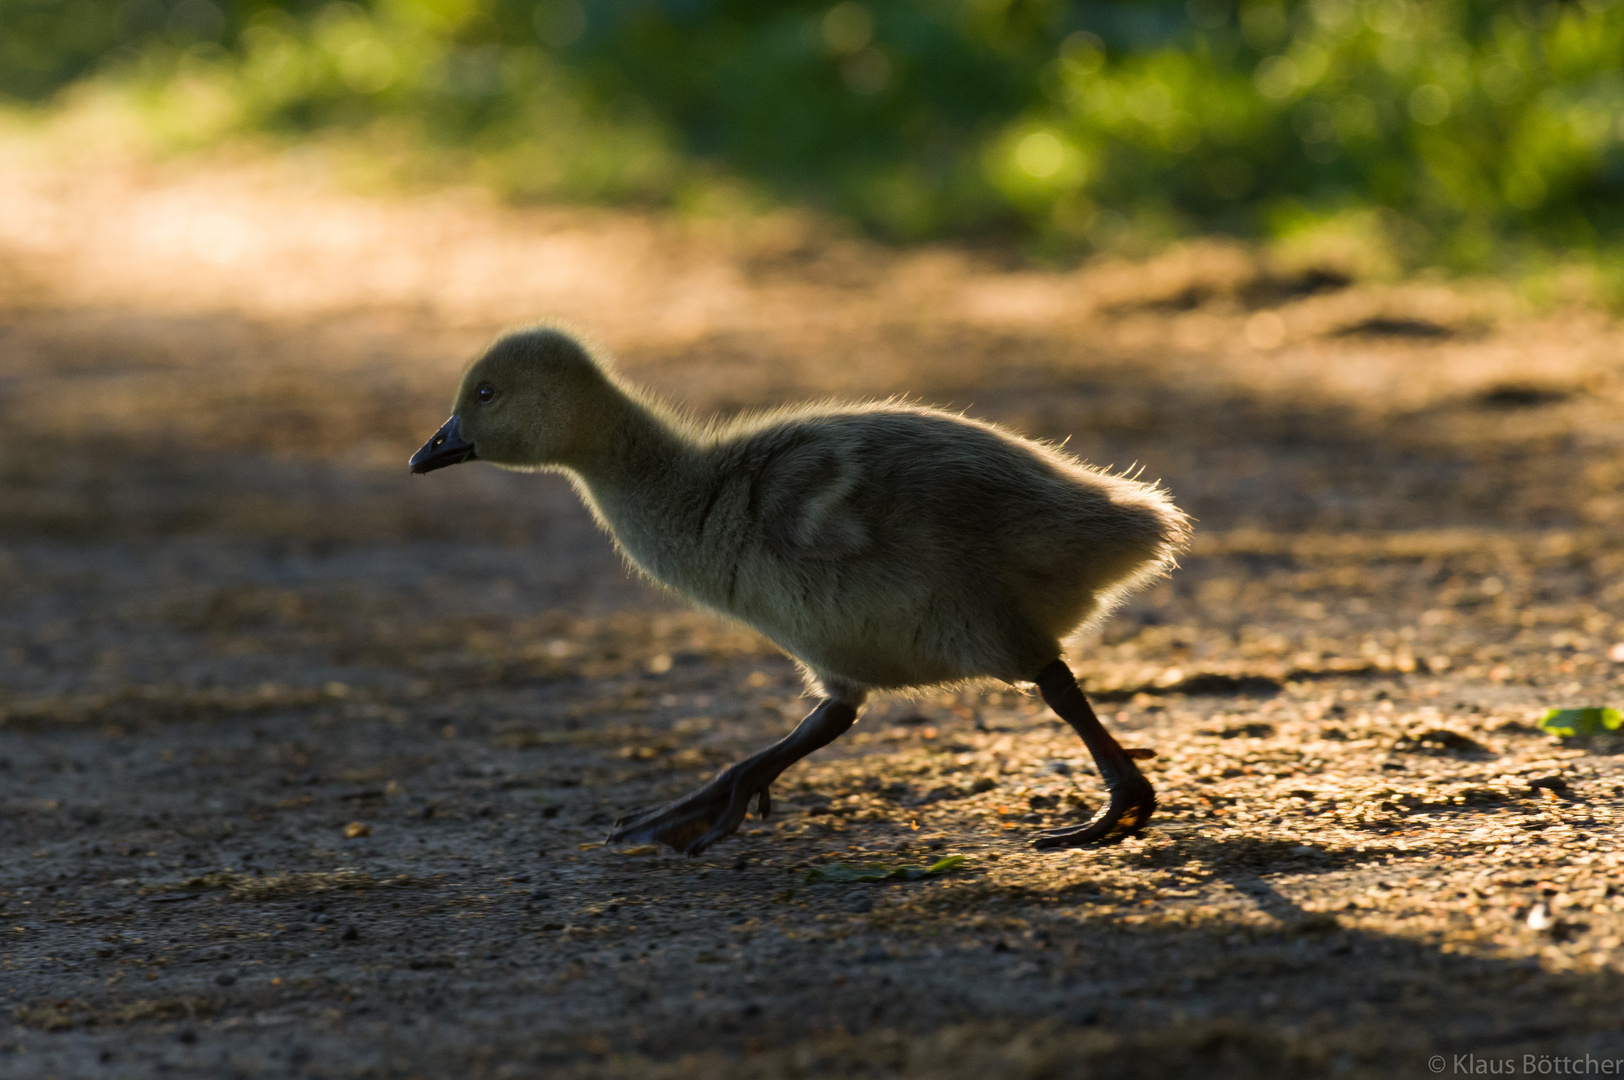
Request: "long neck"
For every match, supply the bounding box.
[562,377,693,492]
[558,379,710,580]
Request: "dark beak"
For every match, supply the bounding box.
[409,415,478,474]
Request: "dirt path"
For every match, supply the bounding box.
[5,133,1624,1079]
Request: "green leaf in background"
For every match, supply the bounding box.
[11,0,1624,277]
[1538,708,1624,737]
[805,855,967,884]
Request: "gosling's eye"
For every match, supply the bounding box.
[476,383,496,404]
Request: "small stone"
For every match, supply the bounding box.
[342,822,370,839]
[842,890,874,914]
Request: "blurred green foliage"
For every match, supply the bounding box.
[4,0,1624,269]
[1539,707,1624,737]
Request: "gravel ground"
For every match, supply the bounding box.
[4,134,1624,1079]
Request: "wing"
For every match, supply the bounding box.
[757,441,871,560]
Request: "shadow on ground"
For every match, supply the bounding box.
[4,157,1624,1078]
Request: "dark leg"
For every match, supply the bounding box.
[1030,659,1156,848]
[607,698,859,856]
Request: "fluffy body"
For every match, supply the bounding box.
[447,327,1190,704]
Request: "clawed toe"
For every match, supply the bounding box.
[609,803,671,836]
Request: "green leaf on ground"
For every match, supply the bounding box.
[1539,707,1624,737]
[805,855,967,883]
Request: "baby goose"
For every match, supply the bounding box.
[411,327,1190,855]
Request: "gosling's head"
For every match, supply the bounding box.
[409,327,615,474]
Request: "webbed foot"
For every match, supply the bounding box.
[1029,772,1157,849]
[606,697,856,857]
[608,779,770,856]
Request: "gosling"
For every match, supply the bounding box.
[410,327,1190,855]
